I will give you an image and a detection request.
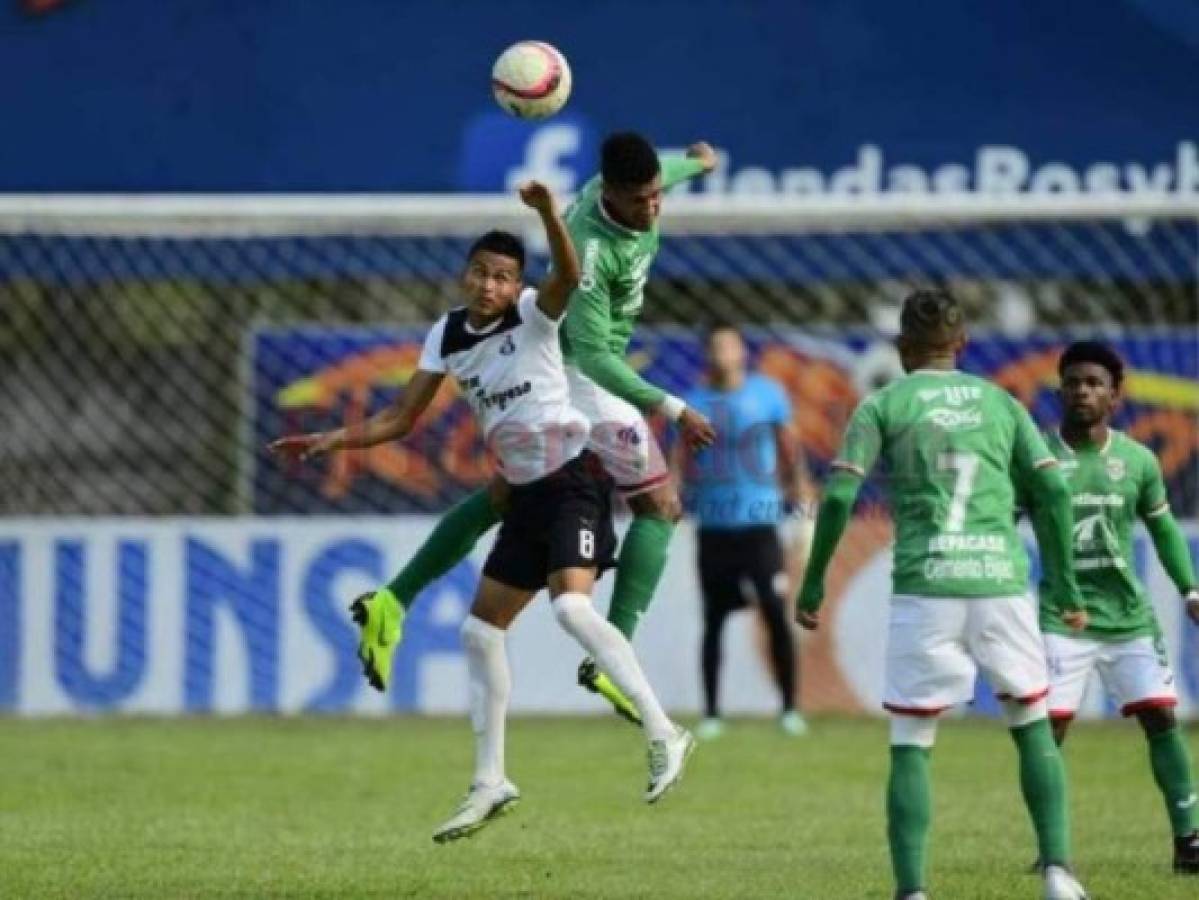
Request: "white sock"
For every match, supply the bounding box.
[552,592,675,741]
[460,615,510,787]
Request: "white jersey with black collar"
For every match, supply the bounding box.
[418,289,589,484]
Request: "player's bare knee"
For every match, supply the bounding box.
[889,713,938,749]
[547,567,597,599]
[1136,705,1176,736]
[629,484,682,523]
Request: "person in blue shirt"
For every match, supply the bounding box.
[678,325,811,739]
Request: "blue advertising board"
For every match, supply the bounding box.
[0,1,1195,193]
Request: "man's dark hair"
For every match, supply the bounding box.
[466,230,525,271]
[899,289,965,348]
[601,132,661,189]
[1059,340,1125,387]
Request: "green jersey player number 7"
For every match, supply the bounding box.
[275,132,717,719]
[794,291,1091,900]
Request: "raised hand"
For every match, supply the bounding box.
[685,141,719,174]
[517,180,556,214]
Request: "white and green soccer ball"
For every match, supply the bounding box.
[492,40,572,120]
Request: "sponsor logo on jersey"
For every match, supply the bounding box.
[928,533,1006,553]
[925,406,983,430]
[917,385,982,406]
[1104,456,1126,480]
[923,555,1015,581]
[1072,511,1120,553]
[475,381,533,412]
[580,238,601,291]
[1072,493,1124,507]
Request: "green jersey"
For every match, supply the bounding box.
[1025,430,1170,641]
[560,155,707,411]
[835,369,1056,598]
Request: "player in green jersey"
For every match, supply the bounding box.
[795,290,1090,900]
[347,133,717,719]
[1021,341,1199,874]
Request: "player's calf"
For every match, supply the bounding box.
[552,590,695,801]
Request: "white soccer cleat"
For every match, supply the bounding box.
[432,779,520,844]
[645,727,696,803]
[1043,864,1088,900]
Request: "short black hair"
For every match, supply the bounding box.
[899,289,965,347]
[601,132,661,189]
[1058,340,1124,387]
[466,230,525,271]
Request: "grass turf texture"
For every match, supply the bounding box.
[0,717,1194,898]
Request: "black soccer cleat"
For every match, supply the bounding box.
[1175,831,1199,874]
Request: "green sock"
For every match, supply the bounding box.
[1147,726,1198,837]
[887,745,932,894]
[1011,718,1071,866]
[386,489,500,610]
[607,515,675,639]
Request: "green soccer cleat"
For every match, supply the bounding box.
[578,658,642,726]
[349,588,404,692]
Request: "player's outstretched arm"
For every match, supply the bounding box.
[518,181,580,320]
[795,468,863,629]
[268,370,445,462]
[1025,461,1088,629]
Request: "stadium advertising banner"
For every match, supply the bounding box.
[2,1,1194,193]
[1,518,1197,718]
[250,328,1197,516]
[2,327,1196,718]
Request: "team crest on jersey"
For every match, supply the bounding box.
[1104,457,1125,481]
[499,334,516,355]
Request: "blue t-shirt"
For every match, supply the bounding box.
[683,373,791,529]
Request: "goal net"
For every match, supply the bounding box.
[0,194,1195,716]
[2,194,1193,517]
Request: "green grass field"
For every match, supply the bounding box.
[0,716,1194,898]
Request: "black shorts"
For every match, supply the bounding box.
[697,525,784,614]
[482,449,618,592]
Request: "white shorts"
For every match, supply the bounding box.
[884,594,1048,716]
[566,366,670,497]
[1045,632,1177,719]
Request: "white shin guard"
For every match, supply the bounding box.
[460,615,510,787]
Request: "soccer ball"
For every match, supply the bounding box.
[492,41,572,120]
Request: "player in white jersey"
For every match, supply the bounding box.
[270,182,694,842]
